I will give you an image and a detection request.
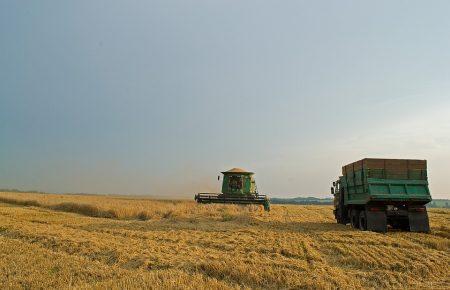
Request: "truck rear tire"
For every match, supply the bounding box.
[350,209,360,229]
[408,207,430,232]
[390,218,409,231]
[359,210,367,231]
[366,209,387,233]
[335,207,347,224]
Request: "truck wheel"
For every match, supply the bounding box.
[408,207,430,232]
[350,209,360,229]
[359,210,367,231]
[366,210,387,233]
[391,218,409,231]
[335,208,345,224]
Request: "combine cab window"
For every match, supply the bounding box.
[229,175,243,190]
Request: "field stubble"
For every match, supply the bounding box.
[0,191,448,289]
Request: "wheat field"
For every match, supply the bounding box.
[0,191,448,289]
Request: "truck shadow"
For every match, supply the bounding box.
[71,217,352,235]
[253,220,352,233]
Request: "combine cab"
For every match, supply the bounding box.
[195,168,270,211]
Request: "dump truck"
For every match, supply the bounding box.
[195,168,270,211]
[331,158,432,232]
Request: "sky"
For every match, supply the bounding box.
[1,1,449,199]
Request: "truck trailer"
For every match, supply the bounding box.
[331,158,431,232]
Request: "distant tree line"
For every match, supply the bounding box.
[427,200,450,208]
[271,197,450,208]
[0,188,44,193]
[271,197,333,205]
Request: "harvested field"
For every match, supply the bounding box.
[0,191,449,289]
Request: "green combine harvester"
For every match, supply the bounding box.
[331,158,432,233]
[195,168,270,211]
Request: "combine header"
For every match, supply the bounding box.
[195,168,270,211]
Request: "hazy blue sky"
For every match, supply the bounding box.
[1,1,449,198]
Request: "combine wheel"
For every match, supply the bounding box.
[263,199,271,212]
[350,209,360,229]
[359,210,367,231]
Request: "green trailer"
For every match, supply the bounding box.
[195,168,270,211]
[331,158,432,232]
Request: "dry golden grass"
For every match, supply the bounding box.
[0,191,449,289]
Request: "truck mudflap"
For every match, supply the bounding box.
[366,209,387,233]
[408,207,430,232]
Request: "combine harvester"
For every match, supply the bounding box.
[195,168,270,211]
[331,158,432,232]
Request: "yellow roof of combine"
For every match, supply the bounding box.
[221,168,254,174]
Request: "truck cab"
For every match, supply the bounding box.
[331,179,348,224]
